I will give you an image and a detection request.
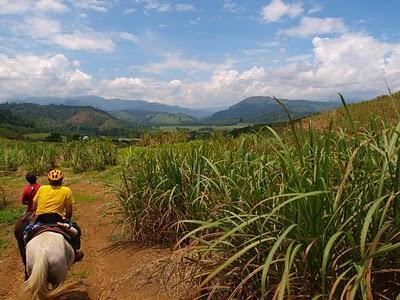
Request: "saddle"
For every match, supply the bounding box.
[24,222,78,249]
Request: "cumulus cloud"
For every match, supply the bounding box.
[13,15,116,53]
[136,54,232,74]
[119,32,139,43]
[35,0,68,12]
[176,3,195,11]
[67,0,112,12]
[1,33,400,107]
[307,4,323,14]
[135,0,195,13]
[23,17,62,38]
[261,0,303,23]
[0,0,67,14]
[0,53,92,98]
[282,16,347,38]
[54,31,115,52]
[222,0,243,13]
[123,8,136,15]
[0,0,30,14]
[96,33,400,107]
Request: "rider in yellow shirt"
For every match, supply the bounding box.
[32,169,83,262]
[34,185,74,218]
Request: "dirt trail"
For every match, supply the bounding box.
[0,179,177,299]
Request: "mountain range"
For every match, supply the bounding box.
[8,96,215,119]
[3,95,339,124]
[0,95,341,138]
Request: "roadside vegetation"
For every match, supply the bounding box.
[117,92,400,298]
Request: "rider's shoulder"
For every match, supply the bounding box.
[60,186,72,192]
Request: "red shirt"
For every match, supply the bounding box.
[20,183,41,212]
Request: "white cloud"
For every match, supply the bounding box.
[307,4,323,14]
[261,0,303,23]
[119,32,139,43]
[68,0,112,12]
[35,0,68,12]
[1,32,399,108]
[123,8,136,15]
[0,53,92,97]
[170,79,182,87]
[0,0,32,14]
[138,0,171,12]
[285,54,312,62]
[222,0,243,13]
[238,67,266,80]
[282,16,347,38]
[137,54,230,74]
[12,16,116,53]
[24,17,62,38]
[176,3,195,11]
[239,48,270,56]
[96,33,400,107]
[0,0,67,14]
[54,31,115,52]
[136,0,195,13]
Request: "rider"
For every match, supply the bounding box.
[14,172,41,275]
[32,169,84,262]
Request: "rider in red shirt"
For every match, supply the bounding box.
[15,172,41,279]
[20,173,41,212]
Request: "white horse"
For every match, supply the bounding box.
[20,231,85,300]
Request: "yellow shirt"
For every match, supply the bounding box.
[33,185,75,217]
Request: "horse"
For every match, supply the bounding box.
[19,231,85,300]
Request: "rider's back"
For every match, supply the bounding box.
[34,185,74,217]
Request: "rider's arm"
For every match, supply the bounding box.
[65,203,73,220]
[20,187,28,205]
[32,200,37,211]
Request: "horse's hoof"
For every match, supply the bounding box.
[74,250,84,262]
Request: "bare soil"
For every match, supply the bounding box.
[0,178,179,299]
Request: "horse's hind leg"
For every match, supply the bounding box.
[49,261,68,287]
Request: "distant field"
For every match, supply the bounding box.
[23,132,50,140]
[159,123,253,131]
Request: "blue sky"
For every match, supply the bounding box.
[0,0,399,108]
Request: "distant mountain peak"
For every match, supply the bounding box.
[208,96,339,125]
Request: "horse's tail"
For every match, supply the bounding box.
[20,249,49,300]
[45,281,86,299]
[20,249,85,300]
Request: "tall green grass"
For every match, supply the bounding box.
[118,113,400,298]
[0,138,118,175]
[63,138,117,173]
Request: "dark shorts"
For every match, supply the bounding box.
[35,213,82,250]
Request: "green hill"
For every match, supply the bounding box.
[207,96,339,125]
[0,103,140,137]
[111,109,198,126]
[304,91,400,130]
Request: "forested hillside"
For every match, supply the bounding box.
[0,103,140,137]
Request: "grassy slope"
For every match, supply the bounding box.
[303,91,400,130]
